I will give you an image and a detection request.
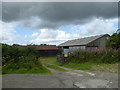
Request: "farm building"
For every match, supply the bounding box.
[36,45,58,57]
[16,45,58,57]
[58,34,110,52]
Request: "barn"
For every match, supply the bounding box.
[58,34,110,52]
[36,45,58,57]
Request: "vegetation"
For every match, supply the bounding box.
[2,44,51,74]
[40,56,63,66]
[45,63,67,72]
[64,62,118,73]
[2,32,120,74]
[64,62,94,70]
[3,67,51,74]
[40,57,66,72]
[40,57,62,65]
[66,49,119,64]
[62,33,120,72]
[106,33,120,49]
[92,63,118,73]
[40,56,119,73]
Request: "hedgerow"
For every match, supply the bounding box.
[2,44,42,74]
[66,49,119,64]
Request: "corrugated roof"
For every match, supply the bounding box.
[58,34,109,46]
[36,45,58,50]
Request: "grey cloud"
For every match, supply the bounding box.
[2,2,118,29]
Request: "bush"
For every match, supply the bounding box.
[67,49,119,64]
[106,33,120,49]
[2,44,42,74]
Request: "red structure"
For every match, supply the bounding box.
[16,45,58,57]
[36,45,58,57]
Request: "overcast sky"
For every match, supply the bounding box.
[0,2,118,45]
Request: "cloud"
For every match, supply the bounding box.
[30,29,79,45]
[0,17,117,45]
[1,2,118,45]
[67,18,117,37]
[29,18,117,45]
[80,18,117,36]
[31,32,39,37]
[0,21,16,43]
[2,2,118,29]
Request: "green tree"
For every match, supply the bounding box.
[106,33,120,49]
[40,44,48,46]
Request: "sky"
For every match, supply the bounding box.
[0,2,119,45]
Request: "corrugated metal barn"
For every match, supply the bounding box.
[58,34,110,52]
[36,45,58,57]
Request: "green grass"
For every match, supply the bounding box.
[45,63,67,72]
[2,67,51,74]
[92,63,118,73]
[64,62,94,70]
[40,56,57,64]
[2,57,52,74]
[0,66,2,75]
[40,57,94,71]
[64,62,119,73]
[40,56,119,73]
[40,56,63,66]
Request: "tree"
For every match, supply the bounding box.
[106,33,120,49]
[40,44,48,46]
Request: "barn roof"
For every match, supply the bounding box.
[58,34,109,46]
[16,45,58,50]
[36,45,58,50]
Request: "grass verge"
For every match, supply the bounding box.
[40,56,119,73]
[92,63,118,73]
[2,67,51,74]
[64,62,118,73]
[45,63,67,72]
[64,62,94,70]
[0,66,2,75]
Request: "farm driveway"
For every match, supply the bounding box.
[2,64,118,88]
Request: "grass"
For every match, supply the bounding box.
[45,63,67,72]
[0,66,2,75]
[64,62,94,70]
[40,56,57,64]
[2,67,51,74]
[40,57,93,71]
[40,56,63,66]
[64,62,119,73]
[92,63,119,73]
[40,56,119,73]
[40,56,66,72]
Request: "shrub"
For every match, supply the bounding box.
[67,49,119,64]
[23,45,39,57]
[2,44,42,73]
[106,33,120,49]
